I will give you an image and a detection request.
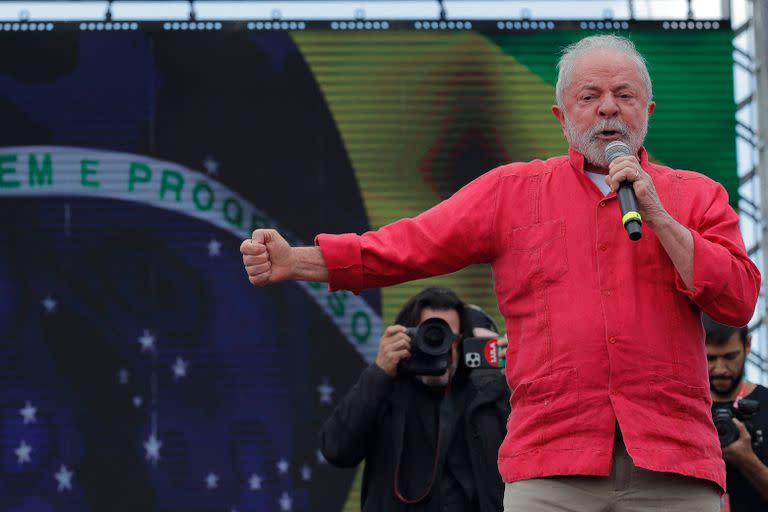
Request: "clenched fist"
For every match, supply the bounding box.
[240,229,293,286]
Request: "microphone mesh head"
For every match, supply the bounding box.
[604,140,631,162]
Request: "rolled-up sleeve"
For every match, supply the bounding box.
[314,232,364,294]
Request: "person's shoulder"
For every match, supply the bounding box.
[494,155,568,178]
[648,162,729,205]
[753,383,768,400]
[647,161,721,188]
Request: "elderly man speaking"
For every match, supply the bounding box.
[241,35,760,512]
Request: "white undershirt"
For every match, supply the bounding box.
[586,171,611,195]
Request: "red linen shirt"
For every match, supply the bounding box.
[315,148,760,491]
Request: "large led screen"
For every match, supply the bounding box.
[0,22,736,511]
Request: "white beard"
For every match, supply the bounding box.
[563,112,647,168]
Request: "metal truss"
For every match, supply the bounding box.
[730,0,767,384]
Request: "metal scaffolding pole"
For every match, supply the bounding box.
[744,0,768,384]
[755,0,768,377]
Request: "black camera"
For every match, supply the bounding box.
[713,398,762,448]
[398,318,455,376]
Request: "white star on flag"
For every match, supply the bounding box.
[133,396,143,408]
[317,379,334,404]
[277,457,289,474]
[203,155,219,176]
[42,296,57,313]
[20,401,37,424]
[207,239,222,257]
[249,473,262,490]
[137,329,155,352]
[316,449,327,464]
[54,465,74,492]
[118,368,129,385]
[205,472,219,489]
[172,357,188,379]
[301,464,312,481]
[279,492,293,511]
[15,440,32,464]
[144,434,162,465]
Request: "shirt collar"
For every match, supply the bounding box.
[568,146,650,173]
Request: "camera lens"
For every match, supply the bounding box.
[423,326,444,348]
[414,318,453,356]
[713,409,739,447]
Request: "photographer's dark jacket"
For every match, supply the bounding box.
[320,364,510,512]
[713,384,768,511]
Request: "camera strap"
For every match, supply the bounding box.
[393,382,458,504]
[734,382,747,405]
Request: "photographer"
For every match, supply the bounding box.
[705,315,768,510]
[319,287,510,512]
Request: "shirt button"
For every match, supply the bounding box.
[602,289,611,296]
[609,337,617,344]
[599,201,606,207]
[599,244,608,252]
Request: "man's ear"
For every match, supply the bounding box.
[552,105,566,129]
[647,101,656,117]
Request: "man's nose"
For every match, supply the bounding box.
[710,359,728,375]
[599,95,619,117]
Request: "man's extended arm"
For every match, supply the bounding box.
[242,168,501,294]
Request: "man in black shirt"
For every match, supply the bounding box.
[319,287,510,512]
[705,316,768,511]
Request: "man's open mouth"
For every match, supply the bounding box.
[597,130,623,139]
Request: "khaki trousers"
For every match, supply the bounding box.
[503,429,720,512]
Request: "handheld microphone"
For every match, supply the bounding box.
[604,140,642,241]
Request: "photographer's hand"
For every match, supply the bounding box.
[497,335,508,374]
[723,418,768,501]
[722,419,755,466]
[472,327,508,374]
[374,325,411,377]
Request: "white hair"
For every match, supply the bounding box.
[555,34,653,107]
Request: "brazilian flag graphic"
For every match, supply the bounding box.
[0,26,735,512]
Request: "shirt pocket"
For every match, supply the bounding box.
[505,218,569,287]
[642,373,717,457]
[506,367,582,454]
